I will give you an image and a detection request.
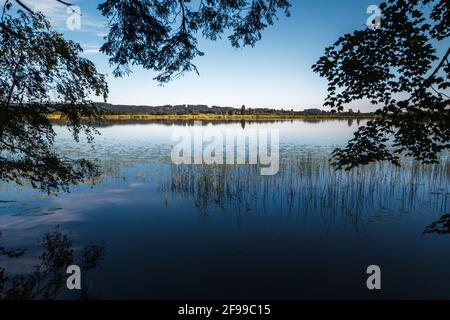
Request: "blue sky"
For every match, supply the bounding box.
[5,0,429,111]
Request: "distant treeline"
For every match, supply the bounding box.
[95,103,372,117]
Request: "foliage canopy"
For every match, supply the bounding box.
[313,0,449,169]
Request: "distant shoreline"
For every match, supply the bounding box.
[48,113,375,122]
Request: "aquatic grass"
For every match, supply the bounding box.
[161,152,450,224]
[2,127,449,227]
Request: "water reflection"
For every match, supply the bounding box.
[0,227,104,300]
[161,155,449,225]
[0,120,449,299]
[53,118,355,129]
[424,215,450,235]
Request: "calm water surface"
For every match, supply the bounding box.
[1,120,449,299]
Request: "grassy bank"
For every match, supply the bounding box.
[48,113,374,122]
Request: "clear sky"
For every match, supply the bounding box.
[5,0,432,111]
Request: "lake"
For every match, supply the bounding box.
[0,120,449,299]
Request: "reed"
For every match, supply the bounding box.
[160,151,450,222]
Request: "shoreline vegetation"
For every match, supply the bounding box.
[48,103,375,122]
[48,113,375,121]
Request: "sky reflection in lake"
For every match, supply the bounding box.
[1,120,449,299]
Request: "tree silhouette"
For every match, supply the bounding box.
[313,0,449,170]
[99,0,291,83]
[424,215,450,235]
[11,0,291,83]
[0,227,104,300]
[241,105,246,115]
[0,3,108,193]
